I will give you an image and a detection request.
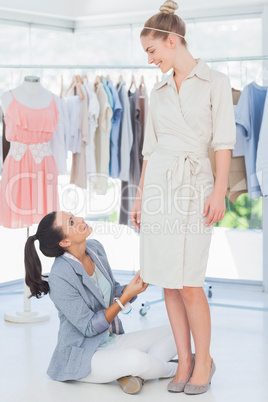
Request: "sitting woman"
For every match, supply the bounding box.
[24,211,177,394]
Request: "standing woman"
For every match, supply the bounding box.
[131,0,236,395]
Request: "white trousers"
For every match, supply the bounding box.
[79,325,177,383]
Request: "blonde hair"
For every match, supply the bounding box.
[140,1,186,45]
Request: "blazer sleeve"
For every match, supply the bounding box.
[211,74,236,152]
[49,274,110,337]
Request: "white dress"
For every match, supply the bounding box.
[140,59,236,289]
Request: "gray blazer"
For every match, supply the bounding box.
[47,239,136,381]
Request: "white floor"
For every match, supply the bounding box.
[1,274,268,402]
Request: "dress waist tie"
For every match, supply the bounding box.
[154,145,209,214]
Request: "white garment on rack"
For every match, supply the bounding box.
[83,80,100,181]
[70,84,89,189]
[50,96,70,174]
[66,95,82,154]
[94,82,113,195]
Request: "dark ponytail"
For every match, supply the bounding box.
[24,211,65,299]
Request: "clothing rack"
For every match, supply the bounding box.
[1,56,267,322]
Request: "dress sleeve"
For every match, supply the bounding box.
[142,97,158,160]
[211,74,236,152]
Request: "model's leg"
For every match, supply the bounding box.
[164,288,193,382]
[179,286,212,385]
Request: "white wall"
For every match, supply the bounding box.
[0,0,74,18]
[0,0,267,22]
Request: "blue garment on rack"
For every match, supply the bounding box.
[108,81,122,178]
[102,78,114,112]
[233,105,245,157]
[256,92,268,196]
[235,82,267,199]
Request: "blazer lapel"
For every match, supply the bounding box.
[86,245,113,287]
[62,254,106,307]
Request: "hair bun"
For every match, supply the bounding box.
[159,0,178,14]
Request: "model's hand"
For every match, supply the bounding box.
[130,199,142,231]
[203,190,226,226]
[123,271,149,299]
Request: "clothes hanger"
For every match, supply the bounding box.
[139,75,146,98]
[77,75,83,84]
[117,74,123,89]
[139,75,145,87]
[129,74,136,92]
[94,75,102,90]
[69,76,84,100]
[64,76,75,97]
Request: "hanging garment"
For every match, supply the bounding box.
[139,84,148,174]
[0,91,59,228]
[235,82,267,199]
[70,84,89,189]
[50,96,70,175]
[256,92,268,196]
[108,81,122,178]
[119,89,142,226]
[209,88,247,203]
[233,105,245,157]
[0,111,3,174]
[232,88,241,105]
[94,82,113,195]
[83,81,100,182]
[140,59,236,289]
[66,95,82,154]
[2,113,10,163]
[102,77,114,110]
[209,146,247,204]
[117,82,133,182]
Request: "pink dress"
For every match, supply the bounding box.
[0,91,59,228]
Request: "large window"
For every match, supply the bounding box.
[0,14,264,284]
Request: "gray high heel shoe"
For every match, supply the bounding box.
[167,355,195,393]
[184,359,216,395]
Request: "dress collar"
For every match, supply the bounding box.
[155,59,211,91]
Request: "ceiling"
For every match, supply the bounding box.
[0,0,267,26]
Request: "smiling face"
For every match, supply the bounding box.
[55,211,92,248]
[141,34,179,73]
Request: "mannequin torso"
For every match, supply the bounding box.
[1,77,53,114]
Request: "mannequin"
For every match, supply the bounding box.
[1,76,53,113]
[1,75,59,323]
[0,75,59,229]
